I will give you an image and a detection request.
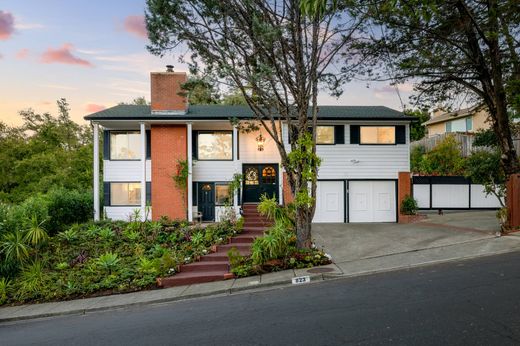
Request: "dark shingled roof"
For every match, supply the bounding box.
[84,104,413,121]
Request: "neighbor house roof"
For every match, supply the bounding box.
[423,104,483,126]
[84,105,414,121]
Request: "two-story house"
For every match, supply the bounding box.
[85,68,414,223]
[423,105,490,137]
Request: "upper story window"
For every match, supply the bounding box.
[197,131,232,160]
[110,131,140,160]
[445,122,452,133]
[360,126,396,144]
[316,126,335,144]
[465,118,473,131]
[110,182,141,206]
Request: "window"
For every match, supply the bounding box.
[245,167,259,185]
[316,126,335,144]
[215,184,231,205]
[445,121,452,133]
[262,166,276,184]
[110,132,141,160]
[110,183,141,206]
[465,117,473,131]
[197,131,232,160]
[360,126,395,144]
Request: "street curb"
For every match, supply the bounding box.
[2,246,520,324]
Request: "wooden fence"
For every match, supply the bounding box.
[411,132,520,157]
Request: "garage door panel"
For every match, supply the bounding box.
[313,181,344,223]
[349,181,396,222]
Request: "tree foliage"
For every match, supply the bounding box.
[0,99,93,203]
[145,0,363,248]
[405,109,429,141]
[355,0,520,175]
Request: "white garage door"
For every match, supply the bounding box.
[313,181,344,223]
[349,181,396,222]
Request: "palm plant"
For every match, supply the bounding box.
[0,277,11,304]
[24,215,48,247]
[1,231,29,263]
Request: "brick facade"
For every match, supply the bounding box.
[150,72,188,112]
[397,171,412,223]
[151,125,187,220]
[506,174,520,229]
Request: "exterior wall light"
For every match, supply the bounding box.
[256,133,266,151]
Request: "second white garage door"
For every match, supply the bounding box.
[313,181,344,223]
[349,181,396,222]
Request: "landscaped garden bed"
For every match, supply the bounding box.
[0,210,242,306]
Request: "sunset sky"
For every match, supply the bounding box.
[0,1,413,126]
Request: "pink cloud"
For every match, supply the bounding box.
[123,15,147,39]
[0,11,15,40]
[40,43,93,67]
[16,48,29,59]
[86,104,106,113]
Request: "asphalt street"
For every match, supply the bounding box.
[2,251,520,345]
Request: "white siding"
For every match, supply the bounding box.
[192,160,238,181]
[104,206,151,221]
[432,184,470,208]
[104,160,151,182]
[239,129,281,163]
[413,185,430,208]
[282,123,410,179]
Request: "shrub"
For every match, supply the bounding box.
[16,261,45,300]
[45,189,93,235]
[0,278,11,304]
[257,195,295,229]
[251,224,292,265]
[400,195,418,215]
[95,252,120,274]
[57,227,79,243]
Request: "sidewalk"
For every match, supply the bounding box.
[2,234,520,323]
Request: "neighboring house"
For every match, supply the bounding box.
[84,68,414,224]
[423,104,489,137]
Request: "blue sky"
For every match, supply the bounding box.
[0,1,412,126]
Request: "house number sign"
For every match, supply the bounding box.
[292,276,311,285]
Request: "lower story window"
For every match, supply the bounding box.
[215,184,231,205]
[111,183,141,206]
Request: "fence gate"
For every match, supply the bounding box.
[412,176,502,210]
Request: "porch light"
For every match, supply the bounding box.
[256,133,266,151]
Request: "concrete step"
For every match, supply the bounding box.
[158,270,228,287]
[179,261,229,273]
[230,234,257,243]
[200,250,251,262]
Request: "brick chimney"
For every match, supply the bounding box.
[150,66,188,114]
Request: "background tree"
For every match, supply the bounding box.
[146,0,363,248]
[355,0,519,176]
[119,96,150,105]
[405,109,429,141]
[180,77,221,105]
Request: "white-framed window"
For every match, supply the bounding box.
[316,126,335,144]
[110,183,141,206]
[360,126,396,144]
[197,131,233,160]
[215,184,231,205]
[110,131,141,160]
[445,121,453,133]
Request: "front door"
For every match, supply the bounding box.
[197,183,215,221]
[243,164,279,203]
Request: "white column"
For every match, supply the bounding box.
[93,123,100,221]
[140,122,146,221]
[233,126,239,207]
[187,122,193,222]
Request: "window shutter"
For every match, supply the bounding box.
[146,182,151,204]
[103,182,110,207]
[396,125,406,144]
[192,182,198,206]
[350,125,360,144]
[146,130,151,159]
[236,131,240,160]
[192,131,198,159]
[103,131,110,159]
[334,125,345,144]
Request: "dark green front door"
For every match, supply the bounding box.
[197,183,215,221]
[243,164,279,203]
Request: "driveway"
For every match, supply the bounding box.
[313,210,500,263]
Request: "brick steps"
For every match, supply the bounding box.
[157,204,271,288]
